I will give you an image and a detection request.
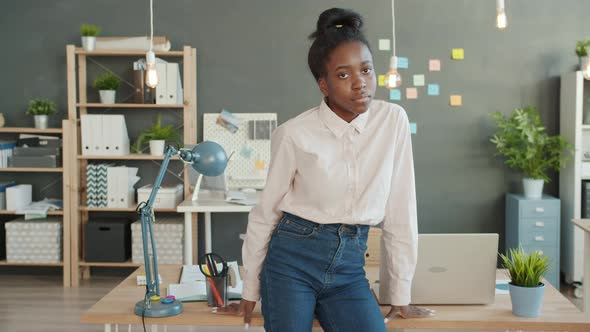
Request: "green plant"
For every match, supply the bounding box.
[500,247,551,288]
[26,99,57,116]
[80,24,100,37]
[576,40,590,57]
[490,106,573,182]
[93,72,120,90]
[133,115,181,153]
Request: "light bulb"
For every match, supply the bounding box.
[145,50,158,88]
[385,56,402,89]
[496,0,507,30]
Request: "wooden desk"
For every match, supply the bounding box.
[82,265,590,331]
[573,218,590,313]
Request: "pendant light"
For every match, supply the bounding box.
[496,0,507,30]
[145,0,158,88]
[385,0,401,89]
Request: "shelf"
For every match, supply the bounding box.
[78,154,180,160]
[77,103,184,108]
[0,127,63,134]
[582,125,590,130]
[0,167,63,172]
[0,260,63,267]
[75,48,184,56]
[0,210,64,215]
[80,206,178,212]
[78,260,140,267]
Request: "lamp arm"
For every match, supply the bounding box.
[138,145,179,298]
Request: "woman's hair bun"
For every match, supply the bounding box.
[309,8,364,40]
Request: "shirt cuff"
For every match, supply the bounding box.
[241,278,261,302]
[382,278,412,306]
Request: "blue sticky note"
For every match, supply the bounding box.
[410,122,417,134]
[427,84,440,96]
[397,56,409,69]
[240,145,253,159]
[389,89,401,101]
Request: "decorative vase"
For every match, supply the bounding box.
[34,115,48,129]
[523,177,544,198]
[99,90,116,104]
[509,283,545,317]
[81,36,96,51]
[0,113,5,128]
[149,140,165,156]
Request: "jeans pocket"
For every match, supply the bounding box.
[356,235,368,254]
[277,218,316,239]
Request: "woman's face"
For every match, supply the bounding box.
[319,41,376,122]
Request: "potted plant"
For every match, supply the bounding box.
[26,98,57,129]
[576,40,590,69]
[133,115,181,156]
[80,24,100,51]
[93,72,120,104]
[490,106,573,198]
[500,247,551,317]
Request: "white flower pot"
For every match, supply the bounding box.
[81,36,96,51]
[523,177,544,198]
[580,56,588,70]
[99,90,116,104]
[149,140,166,156]
[34,115,49,129]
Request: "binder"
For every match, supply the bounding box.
[81,115,103,155]
[103,115,130,156]
[107,166,140,208]
[166,62,183,105]
[155,62,168,105]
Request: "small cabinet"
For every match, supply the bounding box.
[506,193,560,288]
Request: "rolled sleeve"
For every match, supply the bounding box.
[241,126,296,301]
[379,110,418,306]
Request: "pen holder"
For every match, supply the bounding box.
[206,275,228,307]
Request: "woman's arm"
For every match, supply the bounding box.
[241,126,296,302]
[379,109,418,306]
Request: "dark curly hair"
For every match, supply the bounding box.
[307,8,372,82]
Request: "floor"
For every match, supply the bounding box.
[0,272,583,332]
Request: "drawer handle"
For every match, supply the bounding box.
[535,236,544,242]
[535,221,545,227]
[535,207,545,213]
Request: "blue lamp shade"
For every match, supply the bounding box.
[191,141,228,177]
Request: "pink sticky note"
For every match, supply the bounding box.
[406,88,418,99]
[429,59,441,71]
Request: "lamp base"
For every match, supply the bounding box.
[134,299,183,318]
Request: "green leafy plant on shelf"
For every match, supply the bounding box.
[490,106,573,182]
[93,72,120,91]
[26,98,57,116]
[500,247,551,287]
[576,40,590,57]
[80,24,100,37]
[133,115,181,153]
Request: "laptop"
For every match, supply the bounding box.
[407,233,499,305]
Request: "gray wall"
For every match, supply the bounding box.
[2,0,589,264]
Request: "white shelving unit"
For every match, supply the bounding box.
[559,71,586,286]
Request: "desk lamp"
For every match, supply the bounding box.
[135,141,228,318]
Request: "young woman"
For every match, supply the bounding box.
[222,8,433,331]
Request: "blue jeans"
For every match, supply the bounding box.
[260,213,386,332]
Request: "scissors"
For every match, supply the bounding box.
[198,252,228,278]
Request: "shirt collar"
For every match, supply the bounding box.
[318,99,370,138]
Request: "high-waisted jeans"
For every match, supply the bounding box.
[260,212,386,332]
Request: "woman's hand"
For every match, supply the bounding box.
[384,305,435,322]
[214,299,257,328]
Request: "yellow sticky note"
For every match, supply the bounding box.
[450,95,462,106]
[378,75,385,87]
[406,88,418,99]
[451,48,464,60]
